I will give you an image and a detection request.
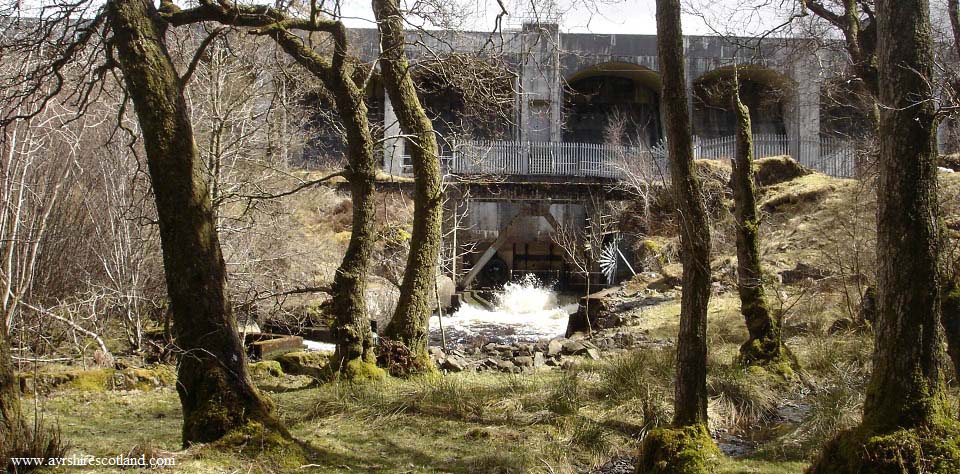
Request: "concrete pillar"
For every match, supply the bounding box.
[519,22,561,142]
[382,88,405,176]
[786,56,821,164]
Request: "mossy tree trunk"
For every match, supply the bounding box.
[374,0,442,366]
[863,0,948,433]
[266,27,378,371]
[158,0,379,373]
[656,0,713,428]
[108,0,281,446]
[0,315,24,454]
[943,279,960,379]
[730,79,782,366]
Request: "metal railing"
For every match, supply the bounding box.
[406,135,858,180]
[449,140,637,178]
[693,133,857,178]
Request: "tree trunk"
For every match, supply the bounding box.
[108,0,281,446]
[268,29,378,372]
[949,0,960,65]
[0,315,24,453]
[656,0,712,428]
[863,0,947,433]
[730,81,781,365]
[374,0,442,365]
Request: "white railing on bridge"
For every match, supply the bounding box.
[450,141,646,178]
[693,133,856,178]
[436,135,857,180]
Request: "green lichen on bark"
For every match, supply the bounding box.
[374,0,442,368]
[266,28,378,372]
[942,277,960,377]
[807,417,960,474]
[656,0,712,428]
[730,75,784,367]
[636,424,719,474]
[809,0,958,469]
[108,0,282,446]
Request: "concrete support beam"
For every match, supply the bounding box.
[461,213,522,289]
[519,22,562,142]
[383,88,405,176]
[786,56,822,163]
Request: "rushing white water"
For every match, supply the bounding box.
[303,340,336,353]
[437,275,578,345]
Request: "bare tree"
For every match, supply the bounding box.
[108,0,283,444]
[809,0,958,470]
[375,0,444,368]
[637,0,717,471]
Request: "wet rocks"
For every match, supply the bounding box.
[430,335,613,374]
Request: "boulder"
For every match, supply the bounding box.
[533,352,545,368]
[561,340,587,355]
[256,374,316,393]
[547,339,564,356]
[514,356,534,367]
[441,356,468,372]
[497,360,516,372]
[274,351,329,379]
[248,360,284,378]
[780,262,830,284]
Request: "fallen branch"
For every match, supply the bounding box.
[19,300,113,359]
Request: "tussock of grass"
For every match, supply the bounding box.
[548,372,583,415]
[708,362,781,430]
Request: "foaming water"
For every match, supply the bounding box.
[436,275,578,345]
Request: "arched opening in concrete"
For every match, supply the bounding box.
[819,75,875,139]
[692,65,794,139]
[562,62,663,146]
[411,54,516,149]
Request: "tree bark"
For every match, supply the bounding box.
[108,0,281,445]
[0,314,24,454]
[374,0,442,365]
[730,80,781,365]
[266,28,378,371]
[656,0,713,428]
[949,0,960,64]
[862,0,948,432]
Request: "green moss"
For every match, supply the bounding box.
[807,417,960,473]
[738,337,798,379]
[637,424,720,474]
[211,421,306,471]
[275,351,329,379]
[66,368,115,392]
[340,358,387,381]
[248,361,284,378]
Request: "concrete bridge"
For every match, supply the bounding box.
[341,23,849,290]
